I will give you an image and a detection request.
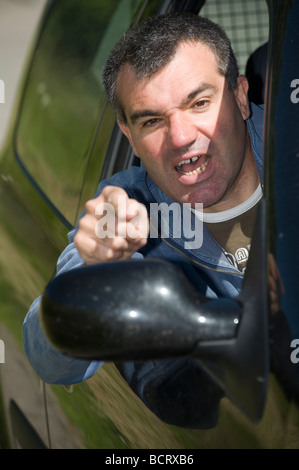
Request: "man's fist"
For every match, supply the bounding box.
[74,186,149,264]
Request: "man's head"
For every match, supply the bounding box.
[103,13,239,124]
[103,13,258,211]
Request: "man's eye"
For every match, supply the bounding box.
[143,118,160,128]
[194,100,209,109]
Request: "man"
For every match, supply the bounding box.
[23,13,264,428]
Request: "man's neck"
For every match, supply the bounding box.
[204,137,260,214]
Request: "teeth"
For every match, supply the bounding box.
[177,156,199,167]
[176,156,209,176]
[188,159,209,175]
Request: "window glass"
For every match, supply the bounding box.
[200,0,269,73]
[15,0,146,226]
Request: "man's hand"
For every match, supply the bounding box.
[74,186,149,264]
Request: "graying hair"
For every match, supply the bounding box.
[103,13,239,123]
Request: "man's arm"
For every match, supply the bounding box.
[23,186,149,384]
[23,238,104,384]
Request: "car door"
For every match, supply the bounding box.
[0,0,167,449]
[2,0,299,450]
[38,0,299,450]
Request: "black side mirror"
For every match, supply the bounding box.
[40,200,268,422]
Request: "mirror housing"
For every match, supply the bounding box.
[41,259,241,360]
[40,199,269,422]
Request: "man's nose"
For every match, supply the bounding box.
[166,112,198,150]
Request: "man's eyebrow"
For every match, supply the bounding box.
[182,83,217,106]
[129,83,217,124]
[129,109,160,124]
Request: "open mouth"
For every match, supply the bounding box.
[175,155,210,176]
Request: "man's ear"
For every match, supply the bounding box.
[117,119,139,156]
[234,75,250,120]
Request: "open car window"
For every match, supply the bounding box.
[14,0,147,227]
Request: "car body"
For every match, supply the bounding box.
[0,0,298,449]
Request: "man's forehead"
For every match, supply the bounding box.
[118,40,217,82]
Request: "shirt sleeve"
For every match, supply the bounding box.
[23,224,144,384]
[23,171,146,384]
[23,228,104,385]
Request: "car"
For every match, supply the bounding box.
[0,0,298,449]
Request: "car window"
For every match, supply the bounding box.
[200,0,269,73]
[14,0,147,227]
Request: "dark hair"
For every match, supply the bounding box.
[103,13,239,123]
